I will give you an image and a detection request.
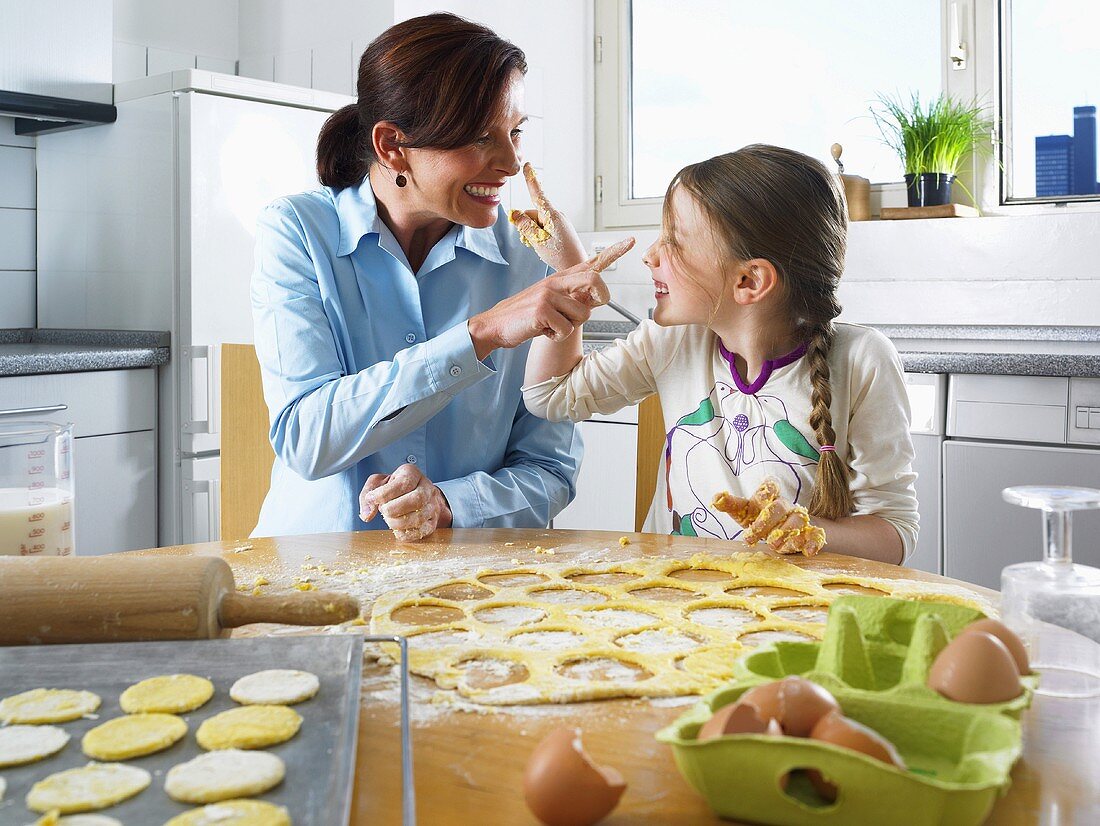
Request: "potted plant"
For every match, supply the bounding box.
[872,92,993,207]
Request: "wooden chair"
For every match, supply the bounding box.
[219,344,274,542]
[635,395,664,531]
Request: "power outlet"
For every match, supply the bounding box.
[591,243,618,270]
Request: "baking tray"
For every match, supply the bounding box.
[0,635,363,825]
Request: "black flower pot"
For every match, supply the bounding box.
[904,173,955,207]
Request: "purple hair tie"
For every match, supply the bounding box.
[819,445,836,453]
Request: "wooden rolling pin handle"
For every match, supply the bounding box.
[218,590,361,628]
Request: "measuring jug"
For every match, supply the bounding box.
[0,420,74,556]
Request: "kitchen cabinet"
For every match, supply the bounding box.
[0,368,157,554]
[552,409,638,533]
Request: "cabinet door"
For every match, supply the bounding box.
[552,421,638,533]
[943,440,1100,589]
[906,433,942,575]
[73,431,157,554]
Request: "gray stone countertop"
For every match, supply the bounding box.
[583,322,1100,377]
[0,329,171,377]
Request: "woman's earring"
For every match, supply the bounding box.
[395,173,407,188]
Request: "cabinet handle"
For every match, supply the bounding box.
[0,404,69,417]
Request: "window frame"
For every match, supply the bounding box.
[595,0,1100,230]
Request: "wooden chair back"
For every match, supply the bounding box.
[219,344,274,541]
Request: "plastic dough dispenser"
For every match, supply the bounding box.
[657,596,1036,826]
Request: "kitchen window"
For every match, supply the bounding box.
[1000,0,1100,203]
[595,0,941,228]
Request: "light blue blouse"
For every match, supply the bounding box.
[250,177,582,537]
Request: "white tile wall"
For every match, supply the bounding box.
[274,49,312,88]
[0,118,35,327]
[146,46,196,75]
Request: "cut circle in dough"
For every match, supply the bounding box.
[0,689,100,725]
[230,669,320,706]
[164,749,285,804]
[119,674,214,714]
[82,713,187,760]
[0,724,69,767]
[164,799,292,826]
[196,705,301,750]
[26,762,151,814]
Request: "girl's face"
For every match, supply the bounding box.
[645,186,728,327]
[405,70,527,229]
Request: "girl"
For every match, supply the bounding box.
[518,145,918,564]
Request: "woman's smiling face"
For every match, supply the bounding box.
[645,185,727,326]
[405,70,527,228]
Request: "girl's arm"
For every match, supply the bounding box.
[810,515,904,565]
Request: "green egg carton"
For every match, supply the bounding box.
[655,597,1036,826]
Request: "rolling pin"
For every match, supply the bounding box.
[0,556,360,645]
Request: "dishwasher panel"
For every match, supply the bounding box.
[943,440,1100,589]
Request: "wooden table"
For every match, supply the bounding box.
[135,529,1100,825]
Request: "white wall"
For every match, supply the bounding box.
[113,0,239,81]
[0,119,36,327]
[238,0,395,94]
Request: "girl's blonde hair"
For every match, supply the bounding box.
[664,144,853,519]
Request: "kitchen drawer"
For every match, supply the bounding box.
[0,369,156,437]
[947,374,1068,443]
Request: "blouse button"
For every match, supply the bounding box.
[406,454,417,465]
[449,365,462,377]
[405,333,416,344]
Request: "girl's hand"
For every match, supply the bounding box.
[508,163,587,271]
[359,464,452,542]
[713,479,827,557]
[468,238,634,358]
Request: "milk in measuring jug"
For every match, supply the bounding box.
[0,487,73,555]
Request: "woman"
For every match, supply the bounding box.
[251,14,611,541]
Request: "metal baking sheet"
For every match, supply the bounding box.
[0,634,362,825]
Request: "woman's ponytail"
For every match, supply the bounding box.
[317,104,367,189]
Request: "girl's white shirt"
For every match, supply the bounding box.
[523,321,918,559]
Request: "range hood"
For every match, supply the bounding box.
[0,88,116,136]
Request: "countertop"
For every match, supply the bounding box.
[0,329,171,376]
[584,322,1100,378]
[129,528,1099,825]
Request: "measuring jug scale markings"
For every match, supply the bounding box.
[0,421,74,556]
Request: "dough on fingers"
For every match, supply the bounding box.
[165,750,285,804]
[230,669,319,706]
[26,762,150,814]
[0,725,69,767]
[196,705,301,750]
[119,674,214,714]
[0,689,100,725]
[82,713,187,760]
[163,799,292,825]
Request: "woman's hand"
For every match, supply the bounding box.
[467,238,634,360]
[359,464,452,542]
[713,479,827,557]
[509,163,587,272]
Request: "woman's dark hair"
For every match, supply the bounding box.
[317,13,527,189]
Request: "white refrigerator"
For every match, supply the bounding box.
[36,70,352,545]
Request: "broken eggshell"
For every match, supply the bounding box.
[739,675,841,737]
[524,727,626,826]
[927,630,1024,704]
[959,618,1029,675]
[807,710,906,802]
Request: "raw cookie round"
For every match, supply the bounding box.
[33,814,124,825]
[0,725,69,767]
[26,762,151,813]
[0,689,100,724]
[196,705,301,750]
[164,750,286,804]
[82,713,187,760]
[230,669,319,706]
[164,799,292,825]
[119,674,214,714]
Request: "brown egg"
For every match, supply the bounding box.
[927,630,1023,704]
[697,700,769,740]
[809,711,905,768]
[524,727,626,826]
[740,676,840,737]
[961,618,1029,675]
